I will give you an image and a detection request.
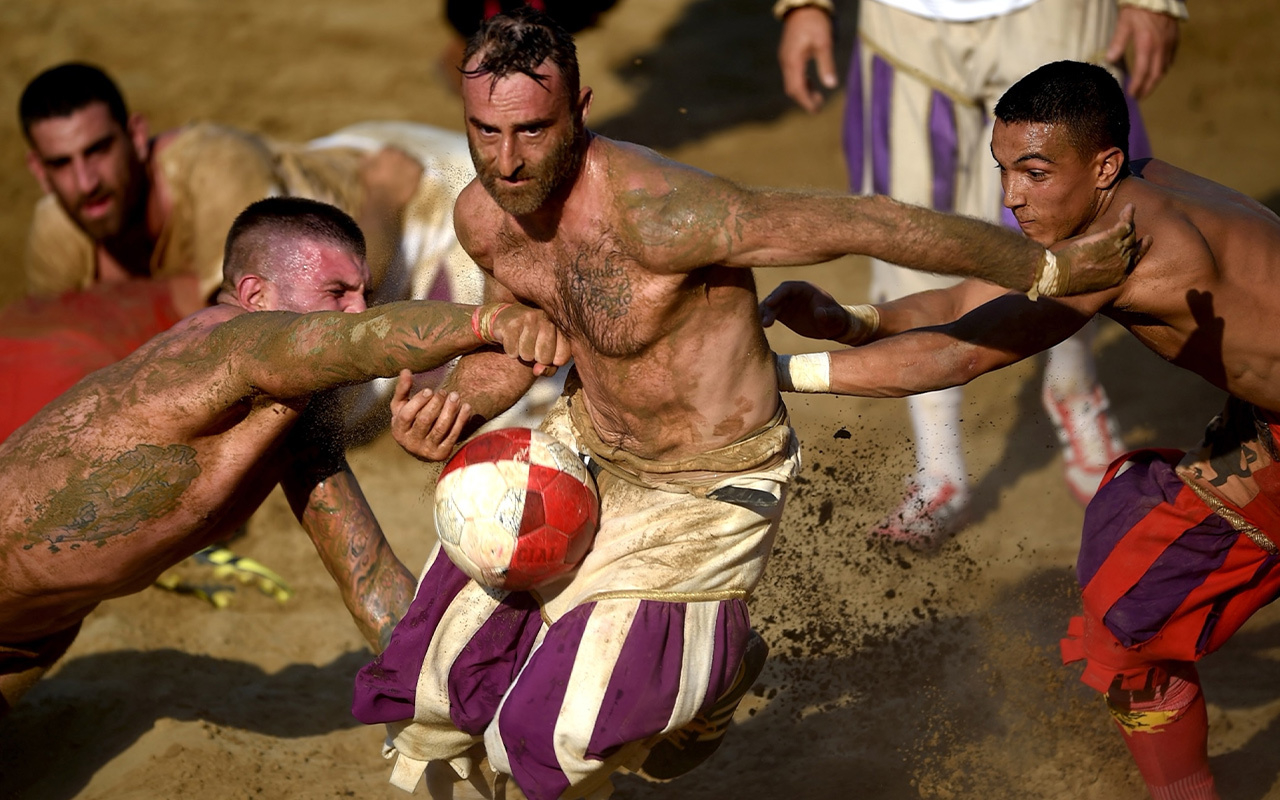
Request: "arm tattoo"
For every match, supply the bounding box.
[25,444,201,552]
[295,467,413,652]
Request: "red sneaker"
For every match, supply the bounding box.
[869,480,969,550]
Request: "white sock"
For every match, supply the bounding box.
[907,388,967,494]
[1043,321,1099,399]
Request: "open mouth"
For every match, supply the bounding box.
[79,194,114,218]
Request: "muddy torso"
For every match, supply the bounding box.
[457,138,779,459]
[0,307,303,641]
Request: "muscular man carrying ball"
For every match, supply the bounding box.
[350,9,1145,800]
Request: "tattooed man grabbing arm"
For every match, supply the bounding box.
[349,9,1145,800]
[0,196,568,720]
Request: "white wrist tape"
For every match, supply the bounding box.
[776,352,831,393]
[1027,249,1063,300]
[840,303,881,345]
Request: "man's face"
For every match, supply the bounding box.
[260,241,370,314]
[991,119,1110,248]
[25,101,148,241]
[461,58,587,217]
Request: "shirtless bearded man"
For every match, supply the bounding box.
[350,11,1143,800]
[761,60,1280,799]
[0,196,568,721]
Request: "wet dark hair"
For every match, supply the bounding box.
[446,0,617,38]
[223,197,366,285]
[995,61,1130,176]
[461,5,580,100]
[19,62,130,141]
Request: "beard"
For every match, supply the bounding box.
[65,160,147,242]
[472,124,584,217]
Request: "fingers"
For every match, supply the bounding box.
[390,386,472,462]
[1136,235,1153,266]
[509,316,562,364]
[760,282,798,327]
[815,42,838,92]
[1104,19,1129,66]
[760,300,778,328]
[1119,203,1136,227]
[389,369,414,415]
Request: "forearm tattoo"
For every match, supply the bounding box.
[303,477,412,651]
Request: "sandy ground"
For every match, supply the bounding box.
[2,1,1280,798]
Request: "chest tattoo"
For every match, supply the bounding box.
[24,444,202,552]
[567,248,633,320]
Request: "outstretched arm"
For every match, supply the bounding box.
[761,277,1012,344]
[212,299,568,401]
[769,286,1108,397]
[624,160,1144,296]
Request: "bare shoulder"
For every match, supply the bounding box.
[454,179,502,265]
[593,135,729,200]
[588,136,744,266]
[1133,159,1278,220]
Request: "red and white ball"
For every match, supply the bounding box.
[434,428,599,591]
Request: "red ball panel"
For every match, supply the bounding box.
[440,427,533,481]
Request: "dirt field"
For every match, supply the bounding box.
[2,1,1279,798]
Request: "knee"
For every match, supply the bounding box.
[1104,668,1203,734]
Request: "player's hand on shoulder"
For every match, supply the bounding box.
[389,370,471,462]
[485,304,572,377]
[1050,204,1150,296]
[761,280,867,344]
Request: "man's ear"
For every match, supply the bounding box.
[1095,146,1125,189]
[576,87,593,125]
[237,274,271,311]
[128,112,151,161]
[25,150,51,195]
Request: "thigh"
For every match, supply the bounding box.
[487,597,752,800]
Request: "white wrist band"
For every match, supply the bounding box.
[1028,249,1062,300]
[776,352,832,393]
[840,303,881,345]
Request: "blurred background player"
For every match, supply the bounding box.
[774,0,1185,547]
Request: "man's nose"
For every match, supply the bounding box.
[342,295,368,313]
[497,136,523,178]
[73,158,100,194]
